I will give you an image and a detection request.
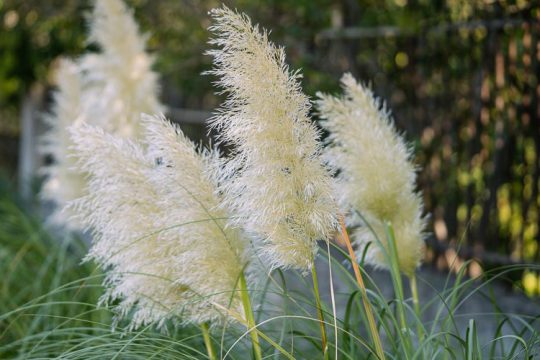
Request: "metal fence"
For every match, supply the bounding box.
[315,6,540,273]
[9,5,540,277]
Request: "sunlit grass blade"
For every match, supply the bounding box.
[238,272,262,360]
[465,319,482,360]
[311,263,329,359]
[200,323,217,360]
[339,216,386,359]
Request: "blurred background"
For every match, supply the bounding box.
[1,0,539,295]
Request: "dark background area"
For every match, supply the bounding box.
[1,0,539,294]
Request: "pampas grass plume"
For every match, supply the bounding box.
[207,7,337,271]
[317,73,426,276]
[69,114,246,329]
[41,0,162,230]
[80,0,163,138]
[40,60,86,230]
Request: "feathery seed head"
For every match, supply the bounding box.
[81,0,163,138]
[40,59,86,230]
[351,193,426,276]
[70,115,246,329]
[207,7,337,271]
[90,0,145,59]
[317,73,426,275]
[40,0,163,230]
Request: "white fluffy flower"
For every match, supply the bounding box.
[40,0,162,230]
[207,7,337,271]
[69,114,246,329]
[40,60,86,230]
[80,0,163,138]
[317,73,426,276]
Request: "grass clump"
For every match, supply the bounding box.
[4,3,540,359]
[1,180,539,358]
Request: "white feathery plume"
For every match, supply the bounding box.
[69,114,246,329]
[317,73,426,276]
[80,0,163,138]
[40,0,162,230]
[40,60,86,230]
[207,7,337,271]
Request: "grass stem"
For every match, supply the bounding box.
[409,273,424,343]
[311,263,329,359]
[385,223,412,358]
[339,216,386,360]
[238,272,263,360]
[200,323,217,360]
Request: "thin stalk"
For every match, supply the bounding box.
[339,216,386,360]
[385,223,412,358]
[326,240,339,360]
[210,299,294,360]
[409,273,424,343]
[238,273,263,360]
[311,263,329,359]
[200,323,217,360]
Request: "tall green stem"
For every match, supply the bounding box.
[200,323,217,360]
[311,264,329,359]
[339,217,386,359]
[409,273,424,343]
[385,223,412,358]
[239,273,263,360]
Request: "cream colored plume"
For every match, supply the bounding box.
[80,0,163,138]
[40,0,162,230]
[317,73,426,276]
[207,7,337,271]
[69,114,246,329]
[40,60,86,230]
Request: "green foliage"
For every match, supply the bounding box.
[0,178,105,357]
[0,177,538,359]
[0,179,210,359]
[0,1,88,105]
[1,1,540,355]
